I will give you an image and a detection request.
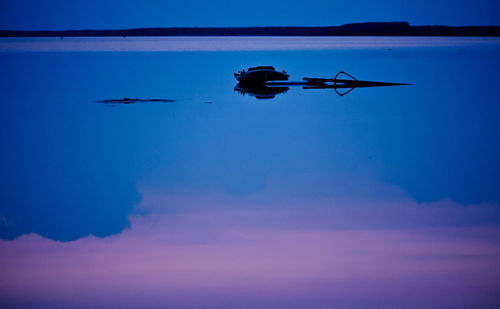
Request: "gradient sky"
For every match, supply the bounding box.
[1,0,499,30]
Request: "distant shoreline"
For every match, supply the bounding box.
[1,22,500,37]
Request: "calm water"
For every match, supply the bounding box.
[1,37,500,308]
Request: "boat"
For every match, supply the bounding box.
[234,66,289,84]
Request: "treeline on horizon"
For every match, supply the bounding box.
[1,22,500,37]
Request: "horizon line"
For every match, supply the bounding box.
[2,22,500,32]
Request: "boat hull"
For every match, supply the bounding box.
[234,69,289,84]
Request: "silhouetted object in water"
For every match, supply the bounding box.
[235,70,410,99]
[234,66,289,84]
[300,71,410,96]
[3,22,500,37]
[234,83,289,99]
[96,98,175,104]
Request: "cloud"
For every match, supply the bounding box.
[1,196,500,308]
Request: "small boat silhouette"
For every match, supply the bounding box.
[234,66,289,84]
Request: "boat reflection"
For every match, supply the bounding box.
[234,83,289,100]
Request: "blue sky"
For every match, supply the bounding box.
[1,0,499,30]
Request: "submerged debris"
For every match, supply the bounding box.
[96,98,175,104]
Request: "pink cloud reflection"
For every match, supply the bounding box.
[1,191,500,308]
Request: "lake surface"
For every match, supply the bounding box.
[1,37,500,308]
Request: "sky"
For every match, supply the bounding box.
[1,0,499,30]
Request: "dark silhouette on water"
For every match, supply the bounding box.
[2,22,500,37]
[235,83,290,99]
[234,66,289,84]
[234,70,410,99]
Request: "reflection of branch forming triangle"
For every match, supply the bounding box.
[333,71,357,96]
[240,71,411,99]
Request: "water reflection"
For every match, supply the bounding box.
[2,190,500,308]
[234,70,409,99]
[234,83,289,99]
[0,126,141,241]
[1,37,500,308]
